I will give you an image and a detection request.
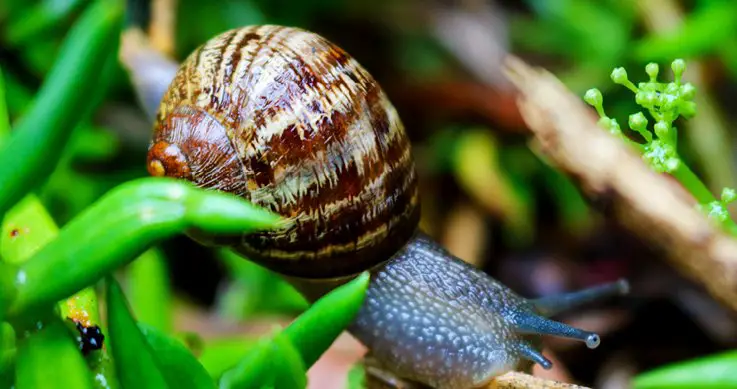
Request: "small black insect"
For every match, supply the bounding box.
[75,321,105,355]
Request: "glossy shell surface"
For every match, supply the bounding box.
[147,25,419,278]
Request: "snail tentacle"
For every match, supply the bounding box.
[532,279,630,317]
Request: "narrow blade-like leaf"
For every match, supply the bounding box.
[198,338,259,380]
[138,323,215,389]
[282,271,370,368]
[217,338,275,389]
[270,333,307,389]
[218,272,369,389]
[106,277,169,389]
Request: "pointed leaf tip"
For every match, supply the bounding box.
[283,271,370,368]
[106,277,169,389]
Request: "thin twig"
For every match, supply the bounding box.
[503,56,737,312]
[364,362,588,389]
[149,0,177,57]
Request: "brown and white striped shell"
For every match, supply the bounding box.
[147,25,420,279]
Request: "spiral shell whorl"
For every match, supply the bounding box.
[149,25,419,278]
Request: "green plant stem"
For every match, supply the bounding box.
[672,163,715,205]
[671,163,737,234]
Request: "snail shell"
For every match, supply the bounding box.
[147,25,420,279]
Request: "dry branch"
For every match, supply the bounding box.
[488,372,589,389]
[503,56,737,312]
[365,365,588,389]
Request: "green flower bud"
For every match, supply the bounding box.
[584,88,606,118]
[611,67,628,84]
[643,140,679,173]
[628,112,652,142]
[659,93,677,112]
[665,157,681,172]
[629,112,648,131]
[681,82,696,99]
[680,101,697,118]
[636,91,657,108]
[721,187,737,204]
[609,118,622,135]
[654,121,670,142]
[645,63,659,81]
[672,59,686,84]
[700,201,730,222]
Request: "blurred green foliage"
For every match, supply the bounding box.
[1,0,737,387]
[634,350,737,389]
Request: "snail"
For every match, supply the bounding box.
[140,25,628,389]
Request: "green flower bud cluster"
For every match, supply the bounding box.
[584,59,696,174]
[698,188,737,223]
[584,59,737,233]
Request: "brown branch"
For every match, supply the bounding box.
[503,56,737,312]
[365,361,588,389]
[487,372,589,389]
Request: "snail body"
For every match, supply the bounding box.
[145,25,627,389]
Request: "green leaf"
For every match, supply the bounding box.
[1,195,114,388]
[6,178,281,318]
[217,337,276,389]
[0,67,9,141]
[218,272,369,389]
[282,271,370,368]
[106,277,169,389]
[198,338,259,380]
[1,195,58,265]
[15,317,95,389]
[1,70,33,119]
[128,249,172,332]
[346,362,366,389]
[634,350,737,389]
[215,250,307,320]
[218,333,307,389]
[270,334,307,389]
[0,323,15,387]
[5,0,89,45]
[631,2,737,61]
[137,323,215,389]
[0,0,124,216]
